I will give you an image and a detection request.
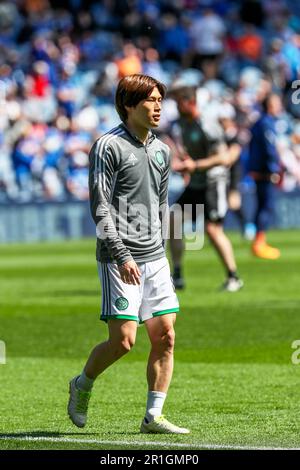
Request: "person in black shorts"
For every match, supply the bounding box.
[168,86,243,292]
[218,103,247,234]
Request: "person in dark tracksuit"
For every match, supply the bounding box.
[169,86,243,292]
[248,93,282,259]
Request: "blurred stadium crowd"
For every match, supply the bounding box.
[1,0,300,202]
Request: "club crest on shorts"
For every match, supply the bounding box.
[155,151,164,166]
[115,296,129,310]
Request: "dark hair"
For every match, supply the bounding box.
[115,74,166,122]
[170,86,197,102]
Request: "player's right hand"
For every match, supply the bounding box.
[118,260,141,285]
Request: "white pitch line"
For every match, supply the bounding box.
[0,436,298,450]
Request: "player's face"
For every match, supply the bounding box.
[176,96,195,116]
[129,87,162,129]
[268,95,282,117]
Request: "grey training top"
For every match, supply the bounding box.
[89,123,170,265]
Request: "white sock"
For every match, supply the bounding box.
[76,371,94,392]
[145,391,167,422]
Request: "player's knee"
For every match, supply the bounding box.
[165,329,175,351]
[206,223,222,239]
[205,223,215,238]
[152,328,175,353]
[111,336,135,357]
[120,336,135,355]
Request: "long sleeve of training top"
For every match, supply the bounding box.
[89,139,133,266]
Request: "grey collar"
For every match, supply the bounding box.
[120,122,156,146]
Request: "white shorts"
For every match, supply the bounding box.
[97,256,179,324]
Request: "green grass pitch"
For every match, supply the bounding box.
[0,231,300,450]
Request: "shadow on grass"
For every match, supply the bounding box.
[0,431,95,438]
[0,430,179,443]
